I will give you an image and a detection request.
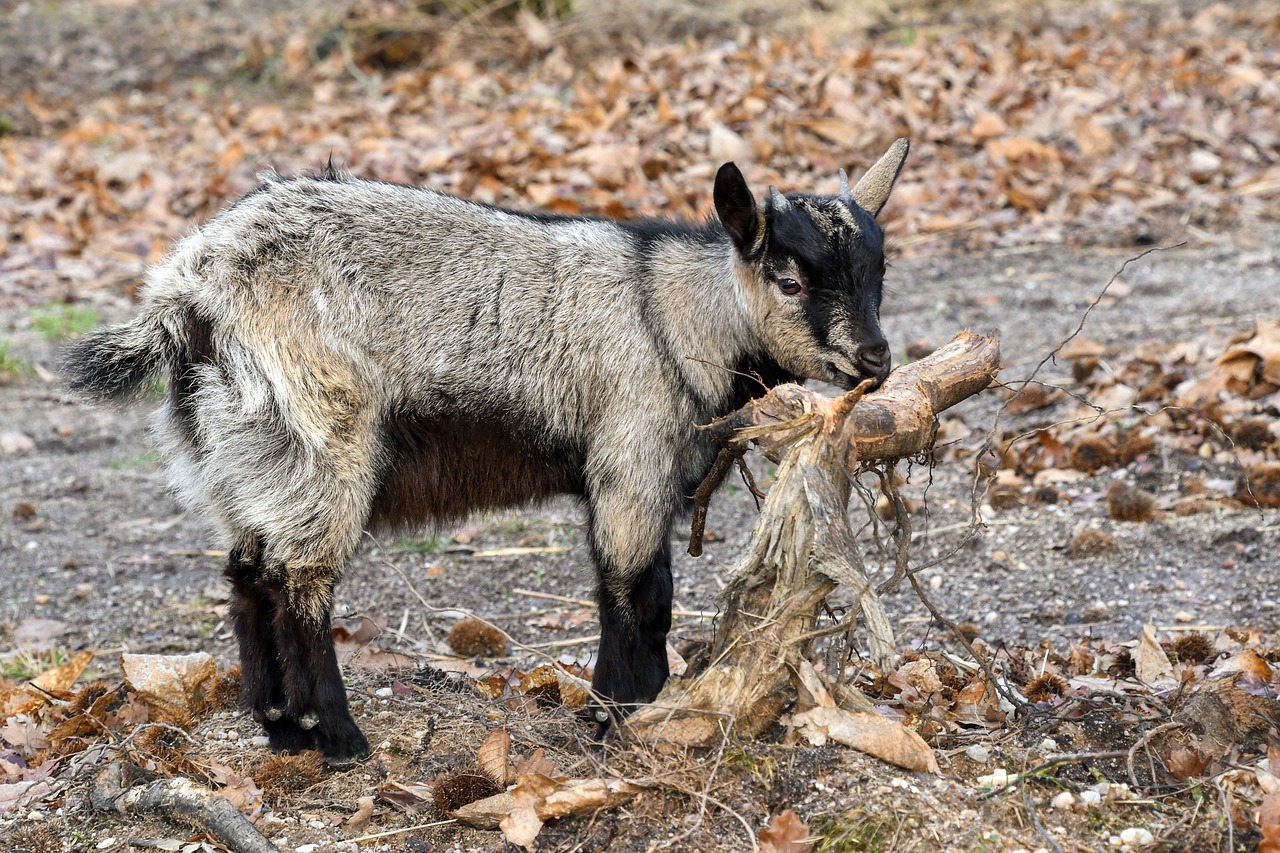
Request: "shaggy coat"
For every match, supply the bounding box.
[65,140,910,763]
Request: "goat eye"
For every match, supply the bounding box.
[778,277,802,296]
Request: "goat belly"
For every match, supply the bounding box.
[368,410,583,530]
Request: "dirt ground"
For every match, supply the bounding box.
[2,0,1280,850]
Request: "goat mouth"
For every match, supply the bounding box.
[825,362,885,393]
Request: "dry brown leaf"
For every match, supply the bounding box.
[2,650,94,718]
[346,794,375,829]
[759,809,813,853]
[1209,649,1274,682]
[499,773,560,850]
[1167,745,1210,781]
[1135,626,1176,687]
[792,706,939,773]
[512,747,562,780]
[452,791,517,828]
[1260,792,1280,853]
[121,652,216,716]
[477,729,513,787]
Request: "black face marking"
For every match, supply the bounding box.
[762,193,892,384]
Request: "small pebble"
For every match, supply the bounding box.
[295,845,319,853]
[374,686,393,698]
[250,736,271,747]
[1119,827,1154,847]
[226,730,238,741]
[1079,789,1102,806]
[1050,791,1075,810]
[965,744,990,763]
[1175,611,1194,623]
[26,810,44,821]
[1109,836,1123,847]
[1040,737,1058,752]
[308,819,324,828]
[96,840,116,851]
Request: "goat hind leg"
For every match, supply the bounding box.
[265,570,370,765]
[225,540,317,753]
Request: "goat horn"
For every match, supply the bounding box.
[838,168,852,201]
[769,186,790,212]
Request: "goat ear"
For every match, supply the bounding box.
[851,138,910,217]
[714,162,761,254]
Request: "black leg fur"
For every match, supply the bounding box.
[589,540,674,731]
[263,580,371,765]
[224,545,316,753]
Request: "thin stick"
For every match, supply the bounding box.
[688,444,741,557]
[525,635,600,649]
[512,588,593,607]
[1127,720,1184,790]
[510,588,714,619]
[1020,756,1064,853]
[345,818,458,843]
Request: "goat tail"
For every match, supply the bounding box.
[62,298,190,401]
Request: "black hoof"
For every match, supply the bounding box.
[264,717,317,753]
[315,724,371,767]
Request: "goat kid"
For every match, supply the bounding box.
[64,139,910,764]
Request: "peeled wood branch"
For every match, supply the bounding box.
[633,332,1000,749]
[91,762,278,853]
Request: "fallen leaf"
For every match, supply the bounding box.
[346,794,375,830]
[477,729,512,787]
[792,706,939,773]
[1135,626,1176,687]
[759,809,813,853]
[1260,792,1280,853]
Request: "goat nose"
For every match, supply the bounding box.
[858,342,890,377]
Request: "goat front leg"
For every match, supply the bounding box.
[584,475,677,733]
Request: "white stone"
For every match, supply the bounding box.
[1188,149,1222,183]
[374,686,393,697]
[96,840,116,850]
[1119,827,1154,846]
[1080,790,1102,806]
[965,744,990,763]
[250,736,271,747]
[1050,791,1075,810]
[1039,737,1058,752]
[295,845,319,853]
[0,431,35,454]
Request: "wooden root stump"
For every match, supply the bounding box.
[625,331,1001,748]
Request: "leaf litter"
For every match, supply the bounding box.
[2,0,1280,850]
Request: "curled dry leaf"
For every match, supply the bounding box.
[792,706,939,774]
[759,808,813,853]
[1135,626,1176,688]
[1,650,94,718]
[477,729,512,787]
[1261,792,1280,853]
[121,652,216,717]
[346,794,375,830]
